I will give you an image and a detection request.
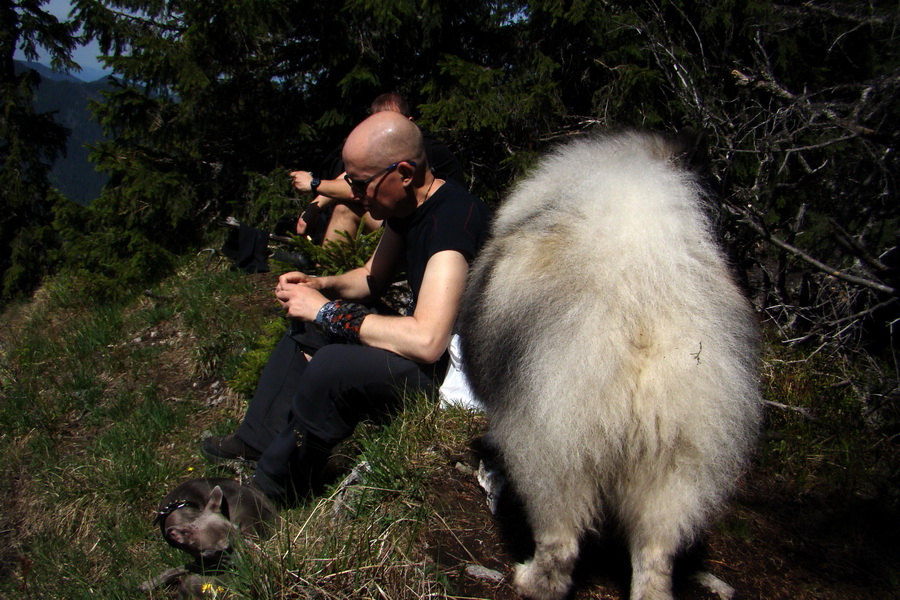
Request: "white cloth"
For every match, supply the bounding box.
[439,334,483,411]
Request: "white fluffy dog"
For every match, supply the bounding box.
[458,131,762,600]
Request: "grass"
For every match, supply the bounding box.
[0,254,487,599]
[0,256,274,597]
[1,252,897,599]
[222,399,485,600]
[758,342,898,505]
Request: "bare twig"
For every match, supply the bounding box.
[763,399,818,422]
[829,299,899,327]
[728,203,897,297]
[830,219,892,274]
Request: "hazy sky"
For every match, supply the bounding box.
[14,0,111,78]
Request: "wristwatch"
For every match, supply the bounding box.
[309,174,321,194]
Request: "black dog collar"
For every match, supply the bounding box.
[154,499,199,536]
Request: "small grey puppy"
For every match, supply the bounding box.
[154,477,277,565]
[140,478,277,593]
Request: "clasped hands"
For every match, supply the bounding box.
[275,272,328,321]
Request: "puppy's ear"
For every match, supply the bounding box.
[166,524,195,546]
[204,486,224,514]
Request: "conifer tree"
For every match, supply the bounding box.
[0,1,78,300]
[59,0,315,297]
[57,0,544,294]
[38,0,898,359]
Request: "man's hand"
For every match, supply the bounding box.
[290,170,314,193]
[277,271,320,288]
[296,201,322,235]
[275,272,328,320]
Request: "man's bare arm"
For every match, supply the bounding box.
[358,250,469,363]
[290,170,354,200]
[274,227,465,363]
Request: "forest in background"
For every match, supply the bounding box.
[13,59,110,204]
[2,0,899,438]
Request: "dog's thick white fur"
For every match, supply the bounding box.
[458,131,762,600]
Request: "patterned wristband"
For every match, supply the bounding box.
[314,299,370,344]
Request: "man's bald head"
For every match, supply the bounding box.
[343,111,426,174]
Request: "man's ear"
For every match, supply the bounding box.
[397,161,417,185]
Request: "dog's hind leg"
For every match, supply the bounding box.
[510,459,597,600]
[514,530,580,600]
[628,541,676,600]
[622,475,699,600]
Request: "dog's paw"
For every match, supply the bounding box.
[513,559,573,600]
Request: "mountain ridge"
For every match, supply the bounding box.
[15,60,110,205]
[17,59,111,84]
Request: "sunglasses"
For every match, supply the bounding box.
[344,160,416,194]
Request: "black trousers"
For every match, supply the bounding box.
[236,322,446,494]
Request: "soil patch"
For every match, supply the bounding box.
[423,444,899,600]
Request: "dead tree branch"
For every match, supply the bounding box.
[728,202,898,297]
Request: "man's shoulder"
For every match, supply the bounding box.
[445,179,489,207]
[432,179,485,209]
[422,134,465,184]
[390,180,488,231]
[430,182,492,239]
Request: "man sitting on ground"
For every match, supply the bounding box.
[288,92,465,245]
[202,111,491,503]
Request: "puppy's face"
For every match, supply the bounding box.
[166,513,237,562]
[163,485,238,563]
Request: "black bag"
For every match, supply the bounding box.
[222,223,269,273]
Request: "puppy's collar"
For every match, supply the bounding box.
[154,499,199,536]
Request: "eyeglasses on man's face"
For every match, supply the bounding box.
[344,160,416,194]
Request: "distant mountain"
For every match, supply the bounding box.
[16,60,111,85]
[15,60,111,205]
[16,60,83,83]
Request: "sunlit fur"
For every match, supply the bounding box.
[459,131,762,600]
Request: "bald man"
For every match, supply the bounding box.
[289,92,465,244]
[202,112,491,503]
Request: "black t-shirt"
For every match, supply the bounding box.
[387,179,491,304]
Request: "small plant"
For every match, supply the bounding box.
[284,221,383,276]
[239,169,304,231]
[227,317,286,396]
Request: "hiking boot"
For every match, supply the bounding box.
[247,472,292,508]
[201,434,262,462]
